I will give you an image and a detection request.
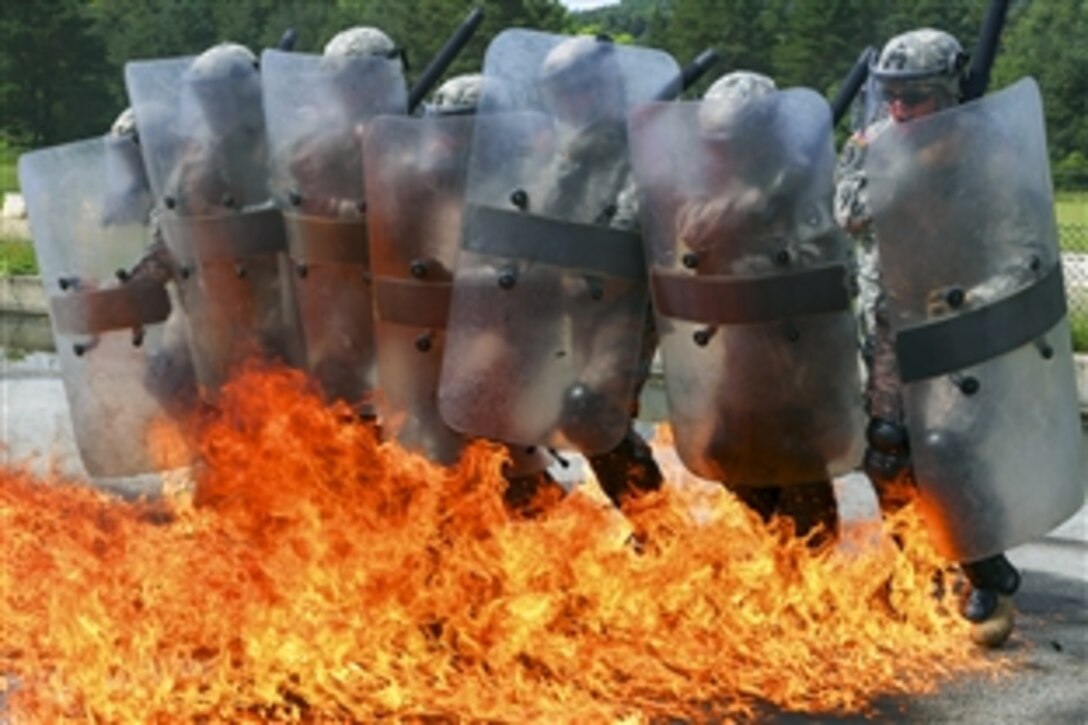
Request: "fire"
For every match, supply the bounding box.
[1,366,1006,721]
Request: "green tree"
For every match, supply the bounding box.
[0,0,115,145]
[992,0,1087,185]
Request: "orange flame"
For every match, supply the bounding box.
[1,366,1007,721]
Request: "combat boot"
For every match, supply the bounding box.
[961,553,1021,648]
[585,427,663,511]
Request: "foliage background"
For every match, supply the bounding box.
[0,0,1083,186]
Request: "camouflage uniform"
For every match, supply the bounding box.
[835,28,1021,647]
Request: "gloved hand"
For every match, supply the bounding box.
[863,417,911,486]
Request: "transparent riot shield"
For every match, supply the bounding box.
[867,78,1084,560]
[365,115,473,463]
[629,88,864,486]
[262,49,406,411]
[19,137,197,478]
[438,30,681,453]
[126,55,302,395]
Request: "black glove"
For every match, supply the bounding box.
[863,417,911,485]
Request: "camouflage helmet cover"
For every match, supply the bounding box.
[698,70,777,135]
[426,73,484,116]
[873,28,967,94]
[186,42,258,82]
[323,26,401,67]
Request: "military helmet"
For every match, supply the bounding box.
[186,42,258,83]
[540,35,616,88]
[698,70,776,136]
[539,35,624,125]
[183,43,262,132]
[110,107,138,139]
[872,28,967,95]
[426,74,483,116]
[324,26,404,68]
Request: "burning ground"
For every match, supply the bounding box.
[1,366,1005,721]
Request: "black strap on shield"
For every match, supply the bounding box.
[895,261,1066,383]
[464,204,645,281]
[650,264,852,324]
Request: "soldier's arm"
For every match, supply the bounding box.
[834,133,872,236]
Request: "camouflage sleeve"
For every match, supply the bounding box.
[833,132,871,236]
[610,174,641,232]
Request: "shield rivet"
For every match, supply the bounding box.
[693,327,717,346]
[234,264,247,279]
[115,268,131,283]
[132,327,145,348]
[296,262,309,279]
[958,376,980,395]
[1030,256,1042,273]
[410,259,428,278]
[179,266,192,280]
[355,200,367,214]
[58,276,78,291]
[945,287,965,308]
[775,250,791,266]
[509,188,529,211]
[163,195,177,210]
[73,343,87,357]
[415,333,433,353]
[288,190,302,207]
[221,192,236,208]
[682,253,699,269]
[498,268,518,289]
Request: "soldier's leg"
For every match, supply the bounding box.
[722,484,781,523]
[586,427,663,509]
[578,307,663,510]
[501,445,565,519]
[863,297,914,512]
[960,553,1021,648]
[777,480,839,541]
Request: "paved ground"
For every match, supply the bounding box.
[2,351,1085,722]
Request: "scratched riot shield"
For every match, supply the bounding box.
[629,88,864,486]
[262,49,406,411]
[438,30,681,453]
[125,53,302,395]
[19,137,197,478]
[867,78,1084,560]
[364,115,475,463]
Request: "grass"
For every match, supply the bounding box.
[0,140,20,194]
[0,238,38,276]
[1056,191,1087,225]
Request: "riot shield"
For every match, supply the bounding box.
[438,30,681,453]
[629,88,864,486]
[125,55,302,394]
[867,78,1084,560]
[19,137,197,478]
[262,49,407,410]
[364,115,472,463]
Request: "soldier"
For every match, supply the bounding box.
[834,29,1034,646]
[126,42,303,394]
[538,36,664,509]
[262,26,407,417]
[438,33,680,513]
[366,73,563,515]
[631,71,862,539]
[19,110,199,479]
